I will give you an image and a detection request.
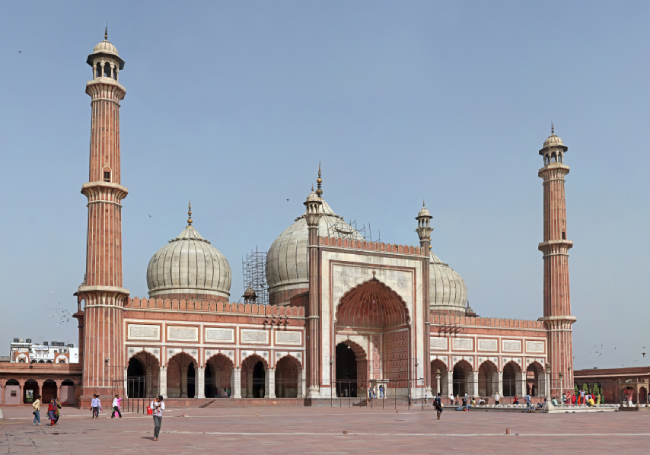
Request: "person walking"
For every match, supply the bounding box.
[32,395,41,426]
[52,398,61,426]
[91,394,101,418]
[434,393,444,420]
[525,394,532,412]
[151,395,165,441]
[47,398,56,426]
[111,394,122,418]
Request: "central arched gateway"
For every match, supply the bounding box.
[334,277,411,398]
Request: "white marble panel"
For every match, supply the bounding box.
[167,326,198,342]
[502,339,522,352]
[478,339,498,351]
[241,329,269,344]
[453,338,473,351]
[526,341,544,353]
[430,337,448,350]
[205,328,234,343]
[128,324,160,341]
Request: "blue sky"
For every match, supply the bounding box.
[1,1,649,369]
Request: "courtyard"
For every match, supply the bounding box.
[1,405,649,454]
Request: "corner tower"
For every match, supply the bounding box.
[76,29,128,403]
[538,126,576,397]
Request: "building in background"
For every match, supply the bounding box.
[9,338,78,364]
[0,33,575,407]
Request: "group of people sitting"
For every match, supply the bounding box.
[556,390,600,406]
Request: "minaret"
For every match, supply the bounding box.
[76,29,129,404]
[415,202,433,395]
[537,125,576,397]
[305,184,322,398]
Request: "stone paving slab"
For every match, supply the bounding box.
[1,405,649,453]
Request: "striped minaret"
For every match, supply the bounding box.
[76,29,129,405]
[538,125,576,398]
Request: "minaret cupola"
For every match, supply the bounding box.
[87,27,125,81]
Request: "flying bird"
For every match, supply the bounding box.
[287,199,289,202]
[149,215,152,217]
[18,51,22,53]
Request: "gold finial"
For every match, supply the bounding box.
[311,184,314,192]
[187,201,193,225]
[551,121,554,135]
[423,199,425,207]
[105,26,108,41]
[315,163,323,198]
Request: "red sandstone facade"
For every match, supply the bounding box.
[0,35,576,407]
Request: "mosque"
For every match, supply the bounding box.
[0,34,576,407]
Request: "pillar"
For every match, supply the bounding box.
[416,202,433,395]
[447,371,454,401]
[436,374,441,395]
[470,371,479,397]
[232,368,241,399]
[0,381,5,405]
[146,367,153,397]
[268,368,276,399]
[159,366,167,398]
[123,367,128,398]
[18,380,25,405]
[197,367,205,399]
[497,371,503,398]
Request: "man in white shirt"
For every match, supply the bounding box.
[91,395,101,418]
[111,394,122,418]
[151,395,165,441]
[495,392,500,405]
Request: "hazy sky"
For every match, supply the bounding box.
[1,1,649,369]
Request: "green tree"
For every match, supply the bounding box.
[574,384,579,395]
[582,383,589,394]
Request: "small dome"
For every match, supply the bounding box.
[429,251,467,313]
[146,224,231,301]
[266,198,364,304]
[87,30,125,70]
[93,40,120,57]
[543,134,564,148]
[418,205,431,218]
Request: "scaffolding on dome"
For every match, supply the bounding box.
[242,247,269,306]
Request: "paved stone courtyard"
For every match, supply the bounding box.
[1,405,649,454]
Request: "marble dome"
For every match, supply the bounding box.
[429,251,468,313]
[146,223,231,300]
[266,198,364,304]
[87,29,125,69]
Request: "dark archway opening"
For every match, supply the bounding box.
[127,357,145,398]
[187,364,196,398]
[336,343,358,397]
[205,363,215,398]
[24,380,39,404]
[253,361,265,398]
[503,363,518,397]
[453,363,469,397]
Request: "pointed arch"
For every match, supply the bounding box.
[336,278,410,329]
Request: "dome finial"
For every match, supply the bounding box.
[187,201,193,226]
[423,199,425,207]
[315,163,323,198]
[551,121,554,135]
[105,25,108,41]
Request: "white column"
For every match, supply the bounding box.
[268,368,276,399]
[159,366,167,399]
[181,369,188,398]
[301,368,307,399]
[124,367,129,398]
[470,371,479,397]
[197,366,206,399]
[232,368,241,399]
[497,371,503,398]
[447,371,454,400]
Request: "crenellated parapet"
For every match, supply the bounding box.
[318,236,424,256]
[430,314,544,330]
[126,297,305,318]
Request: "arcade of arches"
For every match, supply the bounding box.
[125,352,303,400]
[429,359,545,399]
[334,279,410,398]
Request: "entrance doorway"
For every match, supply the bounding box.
[253,361,265,398]
[453,360,472,397]
[187,364,196,398]
[127,357,145,398]
[336,342,358,397]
